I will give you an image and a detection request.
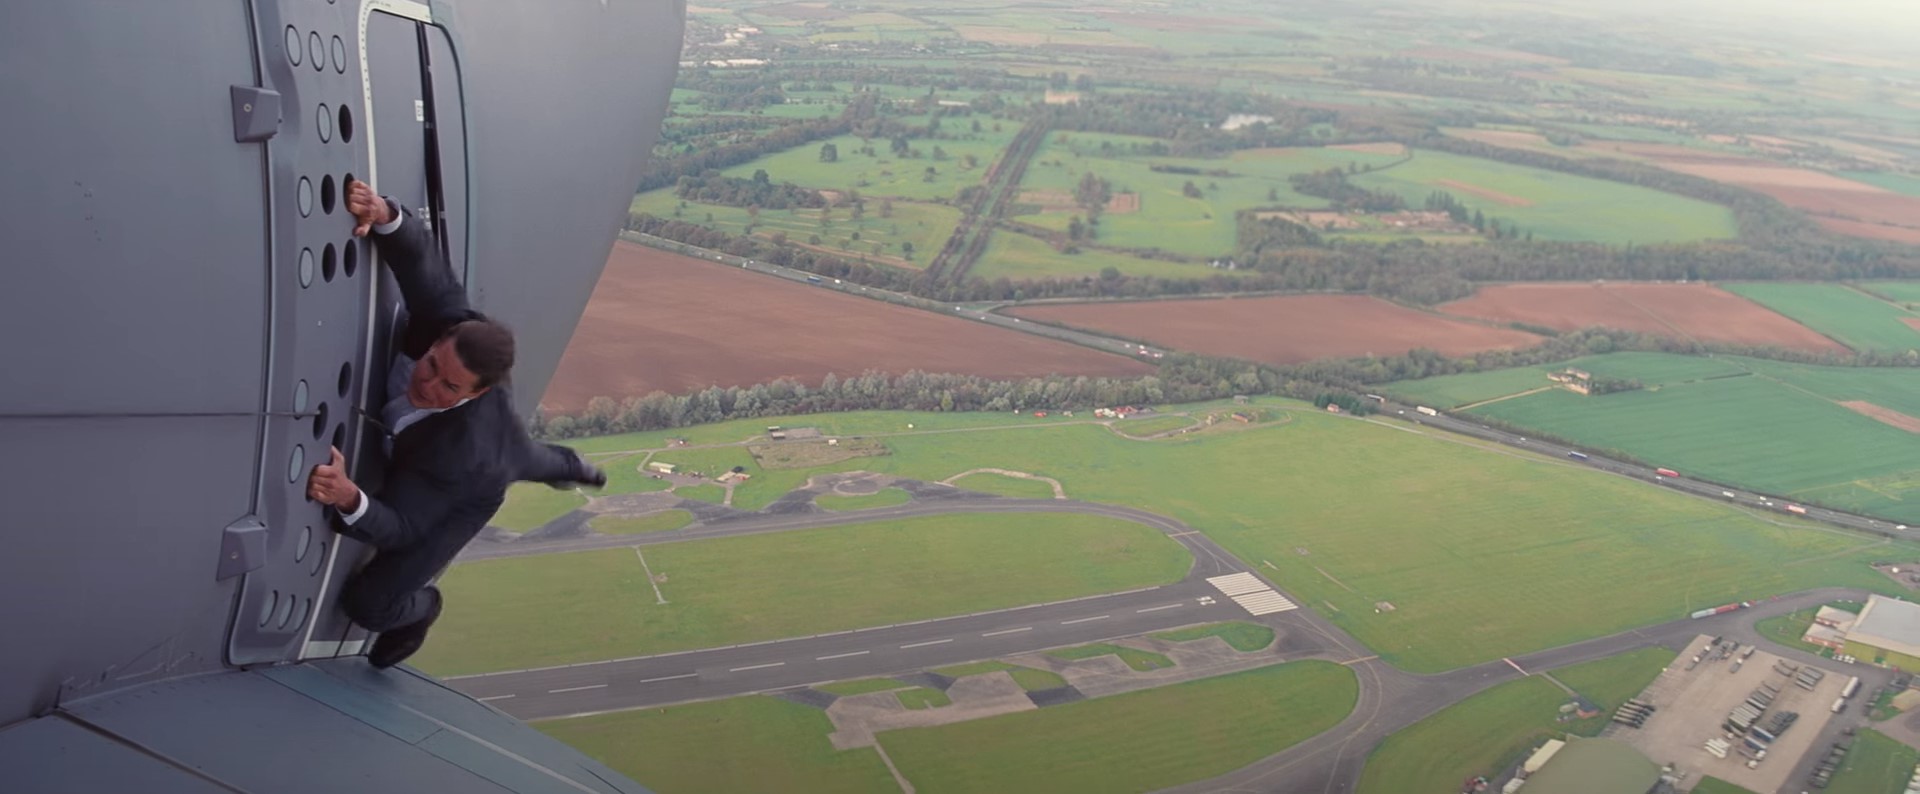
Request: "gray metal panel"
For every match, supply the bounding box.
[0,717,235,794]
[446,0,687,408]
[228,0,384,665]
[314,660,650,794]
[65,672,514,794]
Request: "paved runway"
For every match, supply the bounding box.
[442,422,1907,792]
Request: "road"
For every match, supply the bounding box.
[1379,399,1909,538]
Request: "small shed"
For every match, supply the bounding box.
[648,462,677,474]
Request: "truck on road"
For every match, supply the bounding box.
[1567,451,1590,460]
[1416,406,1439,417]
[1787,504,1809,515]
[1656,467,1680,478]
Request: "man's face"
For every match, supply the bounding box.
[408,339,487,409]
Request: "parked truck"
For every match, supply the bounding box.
[1843,677,1861,699]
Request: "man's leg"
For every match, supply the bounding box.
[342,545,449,668]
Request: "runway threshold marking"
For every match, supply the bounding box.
[548,684,608,694]
[477,694,516,702]
[1136,604,1182,613]
[1205,572,1300,615]
[817,650,870,660]
[641,673,698,683]
[1062,615,1110,625]
[982,627,1032,637]
[1503,657,1530,676]
[730,662,785,672]
[901,639,953,649]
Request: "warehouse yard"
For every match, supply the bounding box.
[1619,634,1846,793]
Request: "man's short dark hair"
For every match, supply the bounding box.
[446,319,515,389]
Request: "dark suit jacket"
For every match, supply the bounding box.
[330,202,583,561]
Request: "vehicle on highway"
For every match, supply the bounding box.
[1656,467,1680,478]
[1787,504,1809,515]
[1567,451,1589,460]
[1723,491,1736,498]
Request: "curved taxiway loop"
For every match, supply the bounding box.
[451,480,1898,792]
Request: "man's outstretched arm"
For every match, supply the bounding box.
[345,179,471,331]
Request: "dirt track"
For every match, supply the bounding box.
[1439,282,1849,353]
[540,243,1151,411]
[1005,294,1544,365]
[1841,400,1920,434]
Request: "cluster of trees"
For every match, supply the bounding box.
[639,112,857,193]
[1585,375,1644,395]
[673,170,825,210]
[533,356,1272,439]
[1288,167,1406,212]
[1042,95,1343,156]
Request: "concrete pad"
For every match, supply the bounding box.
[1027,686,1085,707]
[825,672,1036,749]
[1616,634,1845,793]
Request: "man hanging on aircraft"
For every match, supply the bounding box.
[305,179,606,669]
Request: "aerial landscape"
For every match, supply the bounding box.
[450,0,1920,791]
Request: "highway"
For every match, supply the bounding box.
[1377,398,1909,538]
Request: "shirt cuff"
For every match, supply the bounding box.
[339,491,371,525]
[371,198,405,235]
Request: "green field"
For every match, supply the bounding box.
[1859,280,1920,307]
[590,510,694,535]
[1723,282,1920,352]
[537,696,898,794]
[415,511,1190,675]
[1382,352,1751,409]
[1825,729,1920,794]
[877,661,1357,794]
[930,661,1068,691]
[1437,354,1920,522]
[948,471,1059,499]
[815,487,914,511]
[1012,135,1394,258]
[1114,415,1198,437]
[1690,778,1760,794]
[510,399,1920,674]
[1151,622,1275,652]
[489,483,586,531]
[897,688,952,710]
[1049,643,1176,671]
[971,227,1242,281]
[1357,649,1672,794]
[1350,149,1736,244]
[1842,172,1920,197]
[631,188,961,268]
[713,122,1023,204]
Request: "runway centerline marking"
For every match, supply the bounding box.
[901,639,953,649]
[547,684,607,694]
[982,627,1032,637]
[477,694,516,702]
[1136,604,1182,613]
[1062,615,1110,625]
[817,650,870,660]
[730,662,786,672]
[641,673,698,683]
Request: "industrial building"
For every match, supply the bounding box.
[1844,595,1920,669]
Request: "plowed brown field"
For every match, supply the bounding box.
[1004,295,1544,365]
[541,243,1152,411]
[1438,283,1848,353]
